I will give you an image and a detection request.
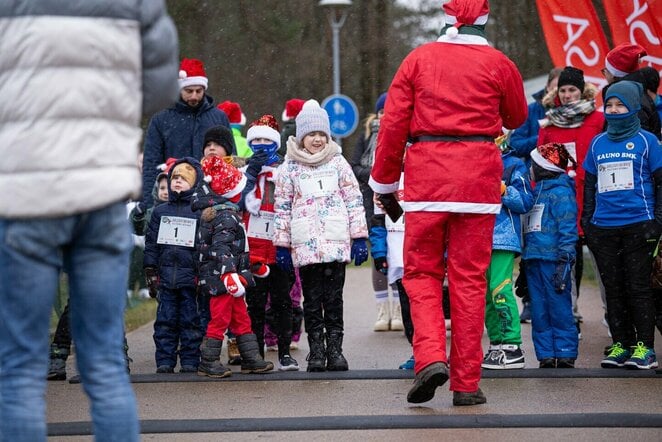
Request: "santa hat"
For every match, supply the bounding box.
[442,0,489,38]
[157,157,178,175]
[605,43,647,78]
[246,114,281,148]
[178,58,208,90]
[201,155,247,202]
[531,143,577,177]
[282,98,306,122]
[295,99,331,144]
[217,101,246,126]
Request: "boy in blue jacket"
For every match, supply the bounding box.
[144,157,203,373]
[523,143,579,368]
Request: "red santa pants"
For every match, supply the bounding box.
[205,294,253,340]
[403,211,494,392]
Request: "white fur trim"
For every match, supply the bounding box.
[246,125,281,147]
[530,149,565,173]
[282,109,292,122]
[222,173,247,199]
[369,176,399,194]
[239,113,247,126]
[402,201,501,214]
[444,13,489,26]
[437,34,488,45]
[604,58,629,78]
[178,76,208,90]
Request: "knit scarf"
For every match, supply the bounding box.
[605,111,640,142]
[285,137,339,167]
[540,99,596,128]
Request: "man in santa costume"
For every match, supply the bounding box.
[369,0,527,406]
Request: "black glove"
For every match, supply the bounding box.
[581,172,597,233]
[144,267,159,299]
[552,254,574,293]
[514,266,528,299]
[373,256,388,274]
[134,201,146,216]
[246,150,269,178]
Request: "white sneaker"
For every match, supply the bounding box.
[266,345,278,352]
[290,342,299,351]
[373,302,390,331]
[390,302,404,331]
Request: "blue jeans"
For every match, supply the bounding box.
[0,202,139,442]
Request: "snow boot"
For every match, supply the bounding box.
[326,331,348,371]
[47,344,69,381]
[390,302,404,331]
[236,333,274,374]
[198,337,232,378]
[306,332,326,372]
[373,302,390,331]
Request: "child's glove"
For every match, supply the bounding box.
[144,267,159,299]
[222,273,248,297]
[373,255,388,275]
[351,238,368,266]
[250,262,271,278]
[246,149,269,178]
[276,247,294,273]
[500,181,507,196]
[552,254,574,293]
[514,270,528,299]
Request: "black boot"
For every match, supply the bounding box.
[326,331,348,371]
[198,338,232,378]
[236,333,274,374]
[306,332,326,372]
[47,344,69,381]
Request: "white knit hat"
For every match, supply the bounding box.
[295,99,331,144]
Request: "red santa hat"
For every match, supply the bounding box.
[281,98,306,122]
[442,0,490,38]
[178,58,208,90]
[217,101,246,126]
[246,114,281,148]
[605,43,647,78]
[531,142,577,177]
[201,155,247,202]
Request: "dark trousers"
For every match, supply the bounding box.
[52,302,72,349]
[299,261,346,334]
[586,221,660,348]
[246,265,294,357]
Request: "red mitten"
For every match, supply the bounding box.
[222,273,248,297]
[251,262,271,279]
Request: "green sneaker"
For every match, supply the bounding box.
[624,342,658,370]
[601,342,630,368]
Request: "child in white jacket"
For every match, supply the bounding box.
[273,99,368,372]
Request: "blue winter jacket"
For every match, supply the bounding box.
[522,174,578,262]
[509,89,546,160]
[493,151,534,253]
[144,157,203,289]
[142,95,230,206]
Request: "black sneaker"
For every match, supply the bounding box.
[556,358,575,368]
[179,365,198,373]
[539,358,556,368]
[481,344,525,369]
[519,302,532,323]
[156,365,174,373]
[278,355,300,372]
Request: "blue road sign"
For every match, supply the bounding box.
[321,94,359,138]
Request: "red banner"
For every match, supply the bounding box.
[536,0,611,93]
[602,0,662,92]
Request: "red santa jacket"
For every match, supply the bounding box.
[369,35,528,214]
[242,164,279,265]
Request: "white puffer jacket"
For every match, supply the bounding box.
[0,0,179,218]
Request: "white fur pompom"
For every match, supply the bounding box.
[446,26,459,38]
[179,69,187,79]
[204,175,212,183]
[568,170,577,178]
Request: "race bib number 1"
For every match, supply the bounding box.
[299,169,339,197]
[247,211,275,240]
[597,161,634,193]
[524,204,544,233]
[157,216,196,247]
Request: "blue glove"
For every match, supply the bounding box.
[276,247,293,273]
[552,254,574,293]
[351,238,368,266]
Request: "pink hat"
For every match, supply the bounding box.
[281,98,306,122]
[605,43,647,77]
[178,58,208,90]
[442,0,489,37]
[217,101,246,126]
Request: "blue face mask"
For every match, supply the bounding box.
[250,141,279,164]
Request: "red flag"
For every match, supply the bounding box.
[603,0,662,91]
[536,0,611,93]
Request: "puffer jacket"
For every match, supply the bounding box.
[522,174,578,262]
[144,158,202,289]
[142,95,231,207]
[0,0,179,218]
[273,141,368,267]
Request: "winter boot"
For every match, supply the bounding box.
[47,345,69,381]
[227,337,242,365]
[198,337,232,378]
[306,332,326,372]
[325,331,349,371]
[390,301,404,331]
[373,302,390,331]
[236,333,274,374]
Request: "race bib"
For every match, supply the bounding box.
[247,211,275,240]
[299,169,339,197]
[597,161,634,193]
[563,142,577,162]
[523,204,544,233]
[386,213,405,232]
[157,216,196,247]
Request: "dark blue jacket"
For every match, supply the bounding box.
[509,89,546,160]
[142,94,230,206]
[144,157,203,289]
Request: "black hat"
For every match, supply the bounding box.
[203,125,236,156]
[640,66,660,94]
[558,66,585,92]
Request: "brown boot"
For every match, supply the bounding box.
[453,388,487,406]
[406,362,449,403]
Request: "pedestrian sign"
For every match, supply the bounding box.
[321,94,359,138]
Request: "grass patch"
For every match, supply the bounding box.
[124,297,157,332]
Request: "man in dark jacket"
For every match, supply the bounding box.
[142,58,232,207]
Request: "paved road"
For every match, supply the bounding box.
[46,265,662,440]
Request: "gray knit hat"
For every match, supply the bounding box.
[295,99,331,144]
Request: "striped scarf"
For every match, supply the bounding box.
[540,99,596,128]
